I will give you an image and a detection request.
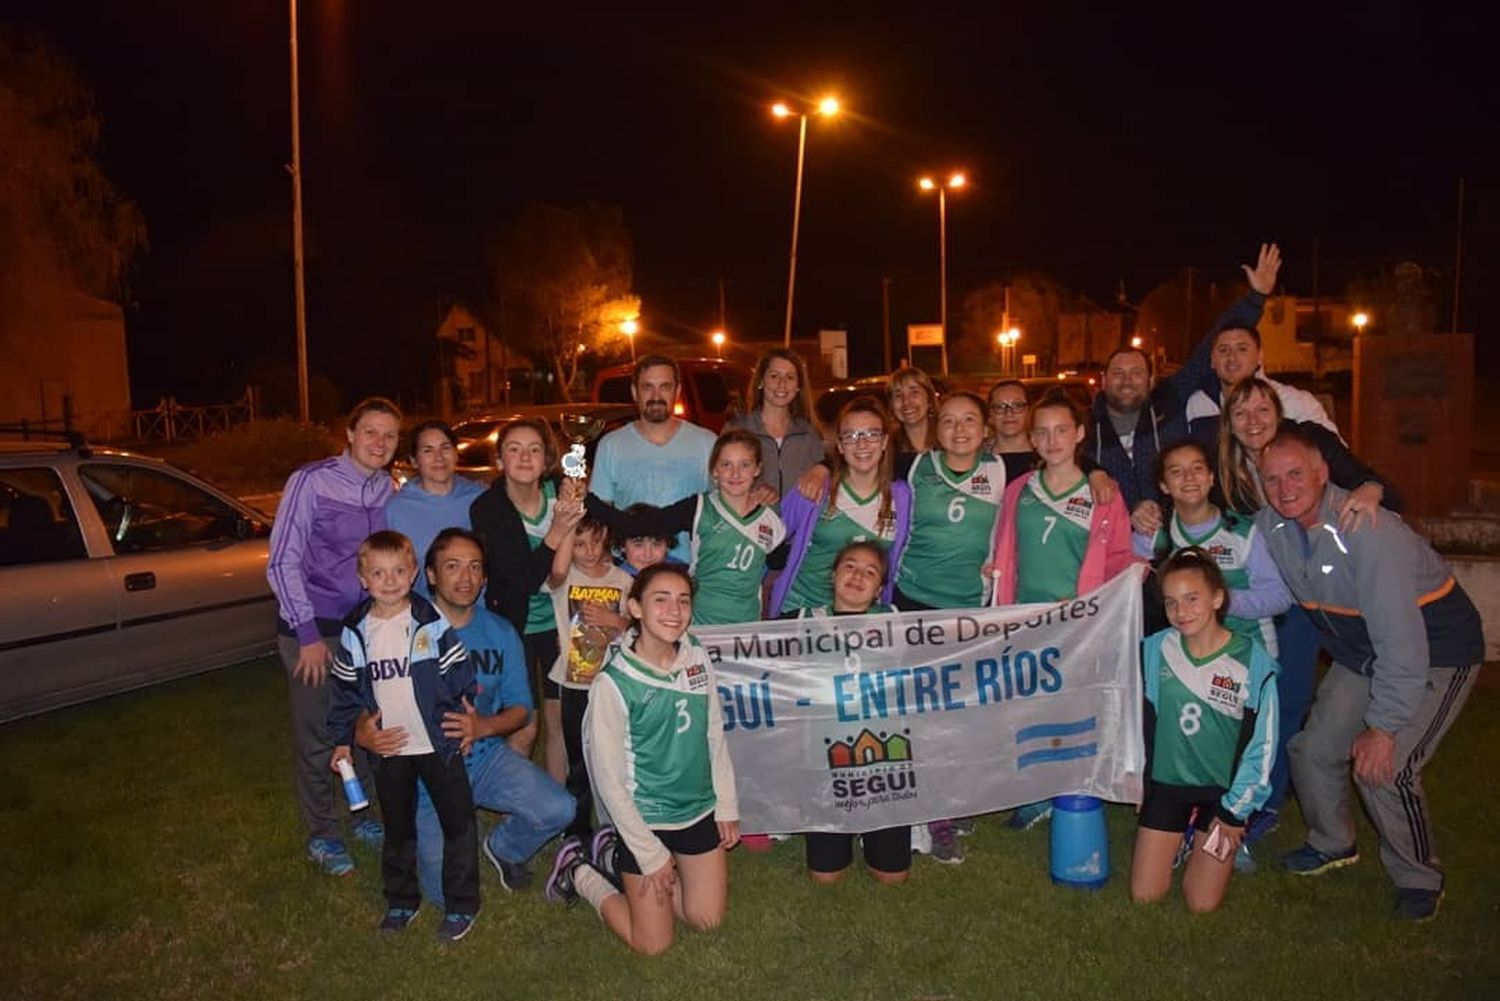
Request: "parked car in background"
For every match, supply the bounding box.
[591,357,750,432]
[391,403,638,486]
[0,431,275,723]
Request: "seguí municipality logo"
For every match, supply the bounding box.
[825,728,917,812]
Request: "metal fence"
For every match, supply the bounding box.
[130,389,257,443]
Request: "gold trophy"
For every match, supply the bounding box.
[558,412,606,479]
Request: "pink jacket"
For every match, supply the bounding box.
[988,470,1139,606]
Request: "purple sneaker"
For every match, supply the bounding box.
[545,838,585,905]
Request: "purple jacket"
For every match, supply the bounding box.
[268,452,392,644]
[770,479,912,615]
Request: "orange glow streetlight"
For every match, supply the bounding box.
[1352,311,1370,334]
[996,326,1020,374]
[772,94,842,346]
[1130,335,1144,349]
[917,171,969,375]
[621,317,639,361]
[711,330,726,357]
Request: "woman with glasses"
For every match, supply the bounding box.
[986,379,1038,481]
[770,396,911,617]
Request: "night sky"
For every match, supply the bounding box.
[8,2,1496,409]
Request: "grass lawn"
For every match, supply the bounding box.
[2,658,1497,1001]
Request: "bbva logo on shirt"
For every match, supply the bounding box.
[367,657,411,680]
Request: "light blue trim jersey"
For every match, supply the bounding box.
[1143,628,1280,823]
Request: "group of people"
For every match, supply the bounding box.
[265,242,1484,953]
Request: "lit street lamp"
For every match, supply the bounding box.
[996,326,1020,375]
[621,317,639,361]
[773,95,841,346]
[1352,311,1370,334]
[711,330,726,357]
[918,171,967,375]
[1130,335,1144,349]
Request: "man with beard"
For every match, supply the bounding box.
[1097,243,1281,537]
[589,355,716,563]
[1256,430,1482,921]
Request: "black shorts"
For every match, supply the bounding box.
[616,814,721,875]
[806,826,912,875]
[1138,781,1226,834]
[524,630,561,701]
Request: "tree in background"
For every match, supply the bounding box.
[495,201,638,400]
[0,29,146,320]
[956,272,1067,372]
[1134,269,1242,364]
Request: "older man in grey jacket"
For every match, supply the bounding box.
[1256,428,1483,921]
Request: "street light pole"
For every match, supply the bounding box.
[775,97,839,347]
[289,0,310,423]
[918,172,965,376]
[782,112,808,348]
[937,186,948,376]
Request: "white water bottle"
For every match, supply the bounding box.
[336,758,370,812]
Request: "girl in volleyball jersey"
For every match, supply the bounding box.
[773,395,911,617]
[886,391,1010,862]
[1135,439,1292,655]
[549,564,740,955]
[585,430,786,626]
[988,388,1138,830]
[799,541,913,883]
[893,392,1010,612]
[1131,548,1279,913]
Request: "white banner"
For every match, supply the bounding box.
[697,566,1147,832]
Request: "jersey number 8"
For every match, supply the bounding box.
[1178,702,1202,736]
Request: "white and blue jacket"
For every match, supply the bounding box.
[327,593,475,762]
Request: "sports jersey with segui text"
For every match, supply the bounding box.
[896,451,1007,608]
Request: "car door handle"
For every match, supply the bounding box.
[124,572,157,592]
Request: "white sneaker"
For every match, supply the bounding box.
[910,823,933,855]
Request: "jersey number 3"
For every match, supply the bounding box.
[674,698,692,734]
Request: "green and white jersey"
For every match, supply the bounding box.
[1015,473,1092,603]
[784,481,896,612]
[1165,510,1277,654]
[896,451,1007,608]
[689,492,786,625]
[520,481,557,635]
[1142,629,1279,821]
[588,638,719,827]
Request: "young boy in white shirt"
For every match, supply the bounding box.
[328,530,480,941]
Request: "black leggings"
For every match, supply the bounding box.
[561,686,595,840]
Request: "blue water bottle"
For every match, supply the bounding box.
[336,758,370,812]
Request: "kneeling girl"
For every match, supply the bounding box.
[550,564,740,955]
[1131,548,1279,913]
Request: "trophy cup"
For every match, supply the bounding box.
[558,412,606,479]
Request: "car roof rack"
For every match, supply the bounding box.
[0,424,92,457]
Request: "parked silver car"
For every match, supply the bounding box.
[0,434,275,722]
